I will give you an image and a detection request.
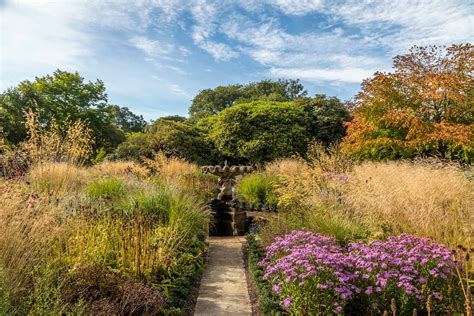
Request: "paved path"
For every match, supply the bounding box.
[194,236,252,316]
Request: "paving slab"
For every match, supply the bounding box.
[194,237,252,316]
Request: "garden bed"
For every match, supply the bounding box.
[246,231,469,315]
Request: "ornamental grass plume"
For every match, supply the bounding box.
[22,110,94,166]
[346,160,473,249]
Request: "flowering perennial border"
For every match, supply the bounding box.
[259,231,463,314]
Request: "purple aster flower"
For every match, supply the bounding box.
[282,297,292,309]
[272,285,281,294]
[365,286,373,295]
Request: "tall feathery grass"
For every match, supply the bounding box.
[239,145,473,314]
[246,146,472,249]
[346,160,473,248]
[236,172,278,209]
[238,145,473,301]
[143,151,218,200]
[0,113,214,314]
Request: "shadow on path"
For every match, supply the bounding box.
[194,237,252,316]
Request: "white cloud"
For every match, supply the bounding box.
[266,0,473,51]
[221,15,384,83]
[129,36,175,57]
[268,0,324,15]
[167,83,191,98]
[220,0,472,83]
[190,0,239,61]
[199,41,239,61]
[1,0,472,103]
[179,46,191,56]
[333,0,473,52]
[0,1,92,87]
[269,66,375,83]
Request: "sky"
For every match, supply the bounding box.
[1,0,473,120]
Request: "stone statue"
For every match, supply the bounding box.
[201,161,253,200]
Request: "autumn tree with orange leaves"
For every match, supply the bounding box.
[342,44,473,162]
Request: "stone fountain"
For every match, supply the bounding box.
[201,161,253,236]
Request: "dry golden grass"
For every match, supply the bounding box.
[1,116,214,313]
[264,157,315,208]
[262,154,473,250]
[142,152,217,200]
[1,158,212,312]
[142,152,199,183]
[28,162,91,195]
[22,110,93,165]
[346,161,473,248]
[92,161,149,178]
[0,181,67,304]
[306,142,353,174]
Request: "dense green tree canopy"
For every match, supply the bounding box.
[109,105,147,133]
[189,79,307,118]
[298,94,352,144]
[115,119,217,164]
[0,70,108,145]
[157,115,187,122]
[0,70,146,153]
[208,101,311,162]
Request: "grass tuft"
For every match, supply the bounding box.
[85,177,126,200]
[236,172,279,208]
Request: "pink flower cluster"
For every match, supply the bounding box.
[259,231,460,314]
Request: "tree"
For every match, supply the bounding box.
[0,70,138,153]
[109,105,147,133]
[297,94,351,144]
[342,44,473,162]
[115,120,217,164]
[113,132,155,161]
[189,79,307,118]
[208,101,311,163]
[157,115,187,122]
[189,84,242,118]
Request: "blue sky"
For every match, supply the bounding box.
[1,0,473,120]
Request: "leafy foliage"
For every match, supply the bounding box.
[115,119,217,164]
[245,234,283,315]
[299,95,352,145]
[0,70,146,154]
[343,44,474,162]
[189,79,307,118]
[203,95,350,163]
[208,101,311,162]
[109,105,146,133]
[158,115,187,122]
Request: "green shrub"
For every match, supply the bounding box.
[245,234,282,315]
[27,262,68,315]
[209,101,311,162]
[164,239,206,314]
[92,147,107,164]
[85,177,126,200]
[236,173,278,208]
[115,120,218,164]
